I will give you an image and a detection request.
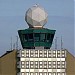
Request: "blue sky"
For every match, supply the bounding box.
[0,0,74,56]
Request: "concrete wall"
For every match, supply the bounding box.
[0,50,17,75]
[66,51,75,75]
[0,57,1,75]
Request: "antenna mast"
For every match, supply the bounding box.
[16,36,18,50]
[55,37,58,50]
[13,43,15,50]
[11,37,12,50]
[61,36,63,50]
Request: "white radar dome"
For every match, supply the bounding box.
[25,4,48,28]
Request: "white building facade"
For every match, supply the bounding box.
[17,49,66,75]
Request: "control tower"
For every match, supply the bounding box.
[0,4,74,75]
[17,5,67,75]
[18,4,56,49]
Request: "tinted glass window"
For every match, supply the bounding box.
[28,34,33,42]
[34,33,40,42]
[50,34,54,43]
[46,33,50,42]
[40,34,45,42]
[23,34,28,42]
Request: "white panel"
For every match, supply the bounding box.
[20,57,65,61]
[26,69,29,72]
[30,69,34,72]
[60,58,65,61]
[29,58,48,61]
[48,69,52,72]
[43,69,48,72]
[61,69,65,72]
[56,69,65,72]
[30,58,36,61]
[48,58,51,61]
[38,69,43,72]
[51,58,57,61]
[39,58,47,61]
[57,58,65,61]
[21,69,25,72]
[57,69,61,72]
[57,58,61,61]
[52,69,57,72]
[34,69,39,72]
[21,58,25,61]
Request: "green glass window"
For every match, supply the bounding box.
[23,34,28,42]
[40,33,45,42]
[28,34,33,42]
[46,33,50,42]
[50,34,54,43]
[34,33,40,42]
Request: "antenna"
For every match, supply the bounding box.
[11,37,12,50]
[55,37,57,50]
[16,36,18,50]
[13,43,15,50]
[61,36,63,50]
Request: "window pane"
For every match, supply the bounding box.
[50,34,54,42]
[21,72,25,75]
[30,61,34,65]
[26,65,29,69]
[53,61,56,64]
[39,72,42,75]
[48,72,51,75]
[62,73,65,75]
[34,33,40,41]
[21,54,25,57]
[28,34,33,42]
[22,65,25,68]
[57,73,60,75]
[30,65,34,68]
[53,73,56,75]
[44,72,47,75]
[26,72,29,75]
[48,61,51,65]
[26,61,29,65]
[46,33,50,42]
[35,61,38,64]
[35,72,38,75]
[23,34,28,42]
[40,34,45,42]
[21,61,25,65]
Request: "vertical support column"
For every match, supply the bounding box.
[42,49,44,75]
[29,50,30,75]
[25,50,26,75]
[51,50,53,75]
[33,49,35,75]
[47,49,48,75]
[38,50,39,75]
[56,50,57,75]
[60,50,62,75]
